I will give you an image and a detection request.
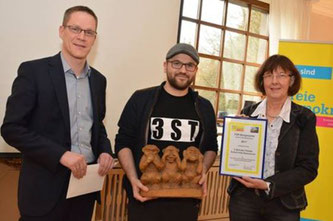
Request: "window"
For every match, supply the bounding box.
[178,0,269,119]
[178,0,269,150]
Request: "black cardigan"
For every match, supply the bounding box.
[115,82,218,200]
[228,101,319,210]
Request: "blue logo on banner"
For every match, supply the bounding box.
[296,65,332,80]
[300,218,320,221]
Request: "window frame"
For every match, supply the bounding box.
[177,0,270,120]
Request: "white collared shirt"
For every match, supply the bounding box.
[251,97,291,178]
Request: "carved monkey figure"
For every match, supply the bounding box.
[161,146,182,188]
[139,145,164,189]
[181,146,203,188]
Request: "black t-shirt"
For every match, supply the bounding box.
[148,87,203,157]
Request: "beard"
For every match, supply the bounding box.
[167,73,194,90]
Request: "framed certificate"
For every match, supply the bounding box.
[219,116,267,179]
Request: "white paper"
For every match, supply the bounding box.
[220,117,267,179]
[66,164,105,199]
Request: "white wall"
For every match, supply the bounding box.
[309,1,333,41]
[0,0,180,152]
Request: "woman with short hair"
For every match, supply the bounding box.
[228,54,319,221]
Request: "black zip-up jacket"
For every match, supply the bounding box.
[115,82,218,200]
[228,101,319,210]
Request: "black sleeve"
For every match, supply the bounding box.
[115,92,140,156]
[266,111,319,199]
[96,76,113,157]
[201,99,218,153]
[1,62,67,173]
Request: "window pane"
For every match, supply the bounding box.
[218,93,239,116]
[179,20,197,47]
[196,58,220,88]
[201,0,225,25]
[221,61,243,90]
[182,0,200,19]
[196,89,216,110]
[244,66,259,92]
[223,31,246,60]
[198,25,222,56]
[226,2,249,31]
[250,8,268,35]
[247,37,267,64]
[180,0,269,124]
[242,95,262,109]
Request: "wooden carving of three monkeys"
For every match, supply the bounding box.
[139,145,203,190]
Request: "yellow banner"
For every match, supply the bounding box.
[279,40,333,221]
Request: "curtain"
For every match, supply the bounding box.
[268,0,313,55]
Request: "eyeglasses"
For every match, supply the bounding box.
[263,72,292,80]
[64,25,97,37]
[168,60,197,72]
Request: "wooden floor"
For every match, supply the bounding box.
[0,162,20,221]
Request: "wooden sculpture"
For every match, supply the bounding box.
[139,145,164,190]
[161,146,182,189]
[181,146,203,189]
[140,145,203,199]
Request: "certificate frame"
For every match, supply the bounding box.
[219,116,267,179]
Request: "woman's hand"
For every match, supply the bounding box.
[233,176,269,190]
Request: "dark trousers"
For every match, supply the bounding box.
[128,198,200,221]
[229,187,300,221]
[19,192,96,221]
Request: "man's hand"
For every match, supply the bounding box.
[233,176,268,190]
[131,178,154,202]
[199,172,208,197]
[60,151,87,179]
[117,148,155,202]
[97,153,114,176]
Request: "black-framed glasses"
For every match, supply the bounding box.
[64,25,97,37]
[168,60,197,71]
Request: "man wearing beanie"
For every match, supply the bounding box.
[115,43,218,221]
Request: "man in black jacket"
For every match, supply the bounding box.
[1,6,114,221]
[115,43,218,221]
